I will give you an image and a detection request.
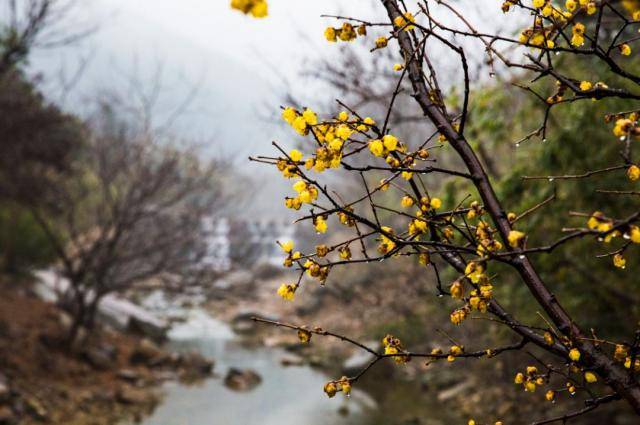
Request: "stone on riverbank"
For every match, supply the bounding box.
[224,368,262,392]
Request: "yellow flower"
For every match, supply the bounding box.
[231,0,268,18]
[382,134,399,151]
[545,390,555,401]
[571,23,585,46]
[620,43,632,56]
[393,63,404,71]
[451,346,463,356]
[297,328,312,343]
[613,253,626,269]
[340,379,351,396]
[338,111,349,121]
[315,216,327,234]
[525,381,537,392]
[292,116,308,135]
[401,196,414,208]
[324,27,337,42]
[336,124,352,140]
[584,371,597,383]
[282,107,297,124]
[401,171,413,180]
[450,281,464,299]
[277,283,296,301]
[579,81,592,91]
[627,165,640,181]
[533,0,545,8]
[338,22,357,41]
[289,149,303,162]
[292,180,306,193]
[615,344,628,362]
[544,332,555,345]
[450,309,466,325]
[375,37,388,48]
[280,240,294,253]
[514,372,524,384]
[324,382,337,398]
[508,230,526,248]
[250,0,268,18]
[363,117,375,126]
[369,139,384,157]
[394,12,415,31]
[630,226,640,244]
[587,2,597,14]
[569,348,581,362]
[302,108,318,125]
[430,198,442,209]
[328,139,343,152]
[566,0,577,12]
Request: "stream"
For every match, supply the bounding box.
[133,292,465,425]
[136,309,371,425]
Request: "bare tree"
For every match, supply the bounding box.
[0,0,92,77]
[29,104,224,344]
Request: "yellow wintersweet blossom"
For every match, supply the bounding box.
[338,111,349,121]
[628,165,640,181]
[508,230,526,248]
[297,328,311,343]
[324,27,337,42]
[569,348,581,361]
[401,196,414,208]
[315,216,328,233]
[533,0,545,8]
[613,253,626,269]
[231,0,268,18]
[369,139,384,157]
[323,382,337,398]
[401,171,413,180]
[394,12,416,31]
[579,81,593,91]
[585,371,598,383]
[277,283,297,301]
[630,226,640,243]
[289,149,303,162]
[620,43,632,56]
[302,108,318,125]
[514,372,524,384]
[280,240,294,253]
[566,0,577,12]
[393,63,404,71]
[375,36,388,48]
[382,134,399,151]
[282,107,297,124]
[292,116,308,135]
[571,22,585,46]
[450,281,464,299]
[430,198,442,209]
[546,390,555,401]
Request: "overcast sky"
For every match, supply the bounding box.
[25,0,508,215]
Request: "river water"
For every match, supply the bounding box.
[137,310,373,425]
[135,302,464,425]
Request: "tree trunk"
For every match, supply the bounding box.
[380,0,640,414]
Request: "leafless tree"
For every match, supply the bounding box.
[29,104,224,344]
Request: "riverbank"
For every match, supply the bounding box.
[0,280,212,425]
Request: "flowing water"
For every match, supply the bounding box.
[135,302,464,425]
[136,310,372,425]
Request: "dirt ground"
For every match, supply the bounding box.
[0,282,166,425]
